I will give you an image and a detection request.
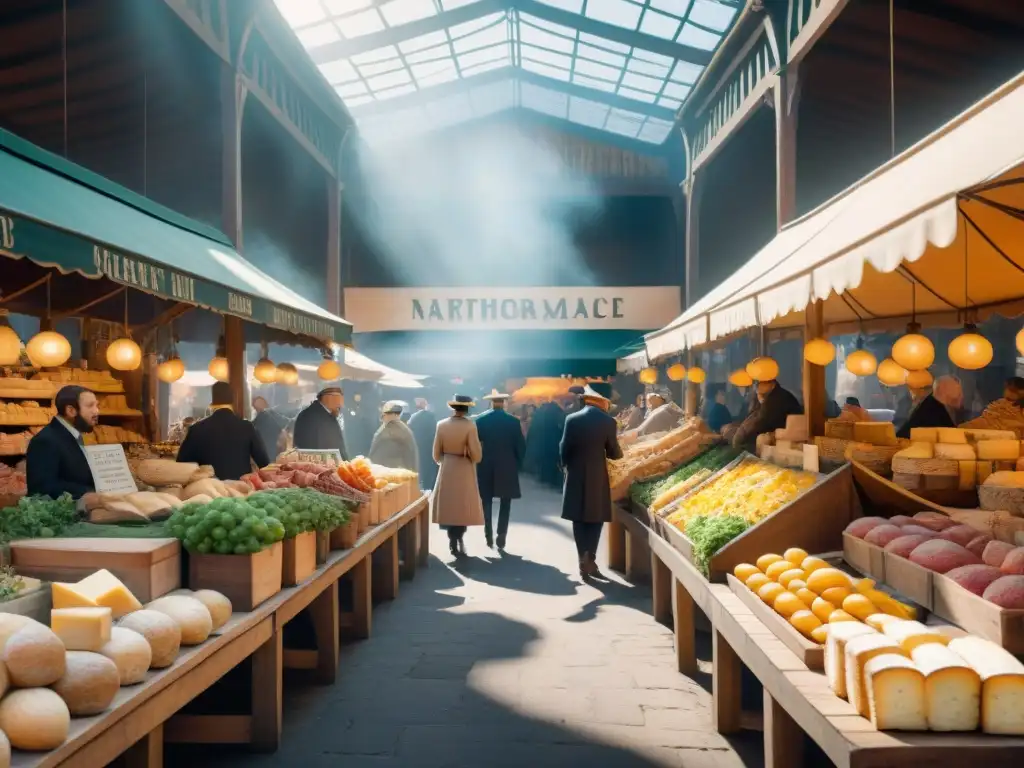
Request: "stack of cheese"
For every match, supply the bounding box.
[0,571,233,758]
[891,427,1021,492]
[827,616,1024,734]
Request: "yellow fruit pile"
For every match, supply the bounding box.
[734,550,916,644]
[664,457,816,528]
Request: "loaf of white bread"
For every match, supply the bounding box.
[864,654,927,731]
[845,633,907,718]
[826,622,875,699]
[947,636,1024,735]
[910,643,980,732]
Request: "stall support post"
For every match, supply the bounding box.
[774,65,801,231]
[225,315,248,416]
[327,179,342,316]
[684,351,699,417]
[220,65,245,251]
[683,171,704,309]
[803,301,826,438]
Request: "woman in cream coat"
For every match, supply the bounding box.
[430,394,484,558]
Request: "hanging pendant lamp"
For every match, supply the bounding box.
[948,324,992,370]
[803,338,835,367]
[0,311,23,366]
[666,363,686,381]
[26,276,71,368]
[845,337,877,377]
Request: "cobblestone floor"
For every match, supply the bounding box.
[169,478,762,767]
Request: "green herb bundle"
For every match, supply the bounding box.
[685,514,750,577]
[629,445,740,507]
[0,493,78,542]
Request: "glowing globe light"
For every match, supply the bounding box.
[666,363,686,381]
[876,358,908,387]
[948,328,993,371]
[276,363,299,386]
[208,356,230,383]
[156,357,185,383]
[26,331,71,368]
[845,349,878,377]
[317,359,342,380]
[686,366,706,383]
[892,330,935,371]
[638,367,657,385]
[906,369,934,390]
[0,324,22,366]
[745,357,779,382]
[106,338,142,371]
[803,338,835,366]
[728,369,753,387]
[253,357,277,384]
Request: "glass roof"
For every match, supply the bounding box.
[275,0,741,146]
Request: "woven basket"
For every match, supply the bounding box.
[844,442,903,478]
[979,484,1024,517]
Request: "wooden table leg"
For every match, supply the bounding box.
[372,533,400,602]
[764,689,804,768]
[712,628,742,735]
[310,581,339,685]
[625,529,651,583]
[607,519,625,572]
[250,630,282,753]
[122,723,163,768]
[673,579,698,676]
[651,552,672,626]
[399,522,417,581]
[418,500,430,567]
[350,556,372,640]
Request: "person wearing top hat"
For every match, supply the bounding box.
[475,388,526,550]
[408,397,439,490]
[292,386,349,460]
[369,401,419,472]
[176,382,271,481]
[559,384,622,579]
[431,394,484,559]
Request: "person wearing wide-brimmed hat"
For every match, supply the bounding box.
[292,386,349,459]
[430,395,484,558]
[474,389,526,550]
[559,384,622,579]
[369,401,419,472]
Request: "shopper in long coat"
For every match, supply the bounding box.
[408,398,439,490]
[292,387,349,459]
[369,401,419,472]
[560,385,622,579]
[475,389,526,550]
[430,395,484,559]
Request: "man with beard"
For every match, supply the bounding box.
[408,398,439,490]
[26,385,100,499]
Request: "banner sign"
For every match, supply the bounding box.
[343,287,681,332]
[0,211,346,344]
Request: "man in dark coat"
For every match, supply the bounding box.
[292,386,349,460]
[475,389,526,550]
[530,399,565,487]
[26,385,100,500]
[252,396,286,460]
[896,376,960,439]
[408,397,439,490]
[560,385,622,579]
[730,379,802,449]
[177,382,270,480]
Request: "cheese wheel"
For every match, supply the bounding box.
[189,590,232,632]
[98,628,153,685]
[0,688,70,751]
[145,596,212,645]
[2,624,66,687]
[117,611,181,669]
[52,651,120,716]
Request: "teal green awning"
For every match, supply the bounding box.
[0,129,350,345]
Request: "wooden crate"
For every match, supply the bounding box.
[11,537,180,602]
[357,501,371,532]
[0,579,49,622]
[188,541,282,611]
[726,574,824,669]
[369,489,382,525]
[282,531,317,586]
[330,519,358,550]
[315,530,330,565]
[842,532,886,581]
[882,551,934,609]
[931,571,1024,653]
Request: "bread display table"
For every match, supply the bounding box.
[10,494,430,767]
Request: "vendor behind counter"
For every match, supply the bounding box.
[726,379,802,450]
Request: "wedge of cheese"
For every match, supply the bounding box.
[911,643,981,732]
[910,427,939,443]
[933,443,976,461]
[864,654,927,731]
[936,428,968,444]
[51,570,142,619]
[854,422,897,446]
[958,461,977,490]
[894,442,933,460]
[826,623,877,699]
[846,633,907,717]
[51,607,112,651]
[882,620,949,653]
[977,440,1021,461]
[964,429,1017,443]
[948,636,1024,735]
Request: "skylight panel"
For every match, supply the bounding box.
[658,96,682,109]
[627,57,670,77]
[536,0,584,12]
[605,108,644,137]
[621,71,663,93]
[274,0,326,27]
[325,0,373,16]
[351,45,400,65]
[618,86,657,103]
[449,13,506,38]
[452,23,508,52]
[522,60,572,82]
[318,59,359,84]
[367,69,413,91]
[336,81,369,98]
[461,58,508,76]
[662,81,692,99]
[411,59,459,86]
[573,74,617,92]
[638,10,680,40]
[632,48,674,66]
[517,14,576,37]
[637,119,673,143]
[296,22,342,48]
[335,8,386,38]
[578,32,630,54]
[457,45,508,69]
[568,96,609,127]
[518,23,575,54]
[358,58,406,77]
[677,22,720,50]
[576,43,625,68]
[441,0,481,8]
[372,82,418,100]
[574,58,622,82]
[689,0,736,32]
[521,82,569,118]
[379,0,437,27]
[521,45,572,69]
[346,93,376,108]
[405,44,452,64]
[584,0,643,31]
[670,59,703,84]
[399,31,451,54]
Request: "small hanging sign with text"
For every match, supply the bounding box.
[84,444,139,494]
[277,449,342,467]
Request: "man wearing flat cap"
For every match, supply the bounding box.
[292,386,349,460]
[369,401,419,472]
[475,389,526,550]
